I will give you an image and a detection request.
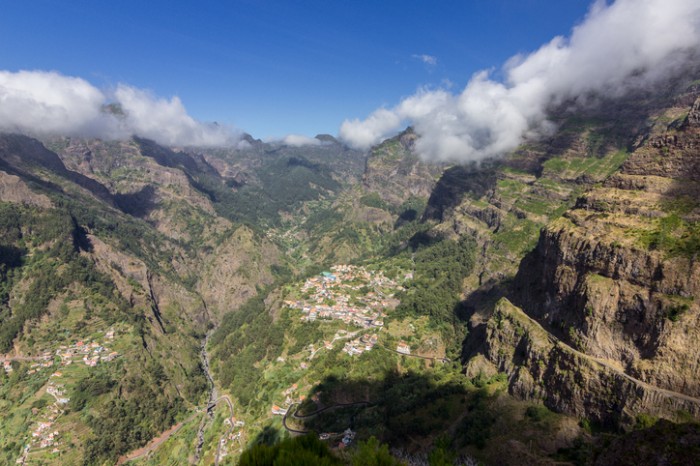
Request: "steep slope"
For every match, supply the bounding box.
[0,132,384,465]
[44,136,284,319]
[0,133,293,464]
[425,81,699,291]
[464,87,700,427]
[362,127,445,209]
[0,136,212,465]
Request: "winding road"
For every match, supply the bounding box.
[282,401,374,435]
[213,395,235,466]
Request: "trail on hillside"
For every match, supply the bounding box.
[516,306,700,406]
[116,414,196,465]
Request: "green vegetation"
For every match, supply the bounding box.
[211,294,286,406]
[395,236,475,335]
[3,98,698,466]
[360,192,391,211]
[455,389,495,449]
[0,203,131,352]
[239,435,342,466]
[238,434,405,466]
[216,155,341,228]
[350,436,403,466]
[82,359,184,464]
[633,213,700,258]
[542,149,629,180]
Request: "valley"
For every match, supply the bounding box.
[1,75,700,465]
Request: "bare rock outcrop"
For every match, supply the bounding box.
[465,89,700,426]
[363,128,444,208]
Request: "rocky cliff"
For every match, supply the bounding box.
[465,90,700,427]
[362,127,444,208]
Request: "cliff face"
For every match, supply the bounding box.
[473,299,700,426]
[362,128,444,208]
[466,92,700,426]
[197,225,280,320]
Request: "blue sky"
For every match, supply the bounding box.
[0,0,593,139]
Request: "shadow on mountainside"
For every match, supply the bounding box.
[243,365,700,465]
[0,134,116,205]
[114,185,158,218]
[257,368,495,455]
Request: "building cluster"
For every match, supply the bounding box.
[342,333,379,357]
[285,265,402,329]
[56,335,118,367]
[2,351,54,375]
[11,330,119,464]
[4,329,117,376]
[31,421,60,449]
[270,405,288,416]
[27,353,55,375]
[46,379,70,405]
[337,428,356,449]
[271,383,307,416]
[218,418,245,462]
[20,393,66,463]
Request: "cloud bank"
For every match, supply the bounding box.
[0,70,237,147]
[340,0,700,162]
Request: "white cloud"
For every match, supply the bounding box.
[0,70,106,135]
[412,54,438,66]
[339,108,403,150]
[113,84,234,146]
[340,0,700,162]
[281,134,323,147]
[0,70,239,147]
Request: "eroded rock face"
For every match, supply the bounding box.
[0,171,52,207]
[684,96,700,127]
[466,91,700,426]
[197,225,280,321]
[362,128,444,208]
[469,299,700,426]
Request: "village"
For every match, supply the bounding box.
[265,265,410,440]
[55,328,119,367]
[6,329,120,465]
[284,264,404,329]
[216,416,246,463]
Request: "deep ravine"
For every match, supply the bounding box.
[193,331,217,464]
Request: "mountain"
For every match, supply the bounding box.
[468,90,700,424]
[0,134,213,465]
[1,75,700,465]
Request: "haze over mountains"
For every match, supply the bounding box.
[2,0,700,465]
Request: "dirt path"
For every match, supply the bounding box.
[558,336,700,405]
[116,413,197,464]
[378,344,450,363]
[514,306,700,406]
[0,355,48,362]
